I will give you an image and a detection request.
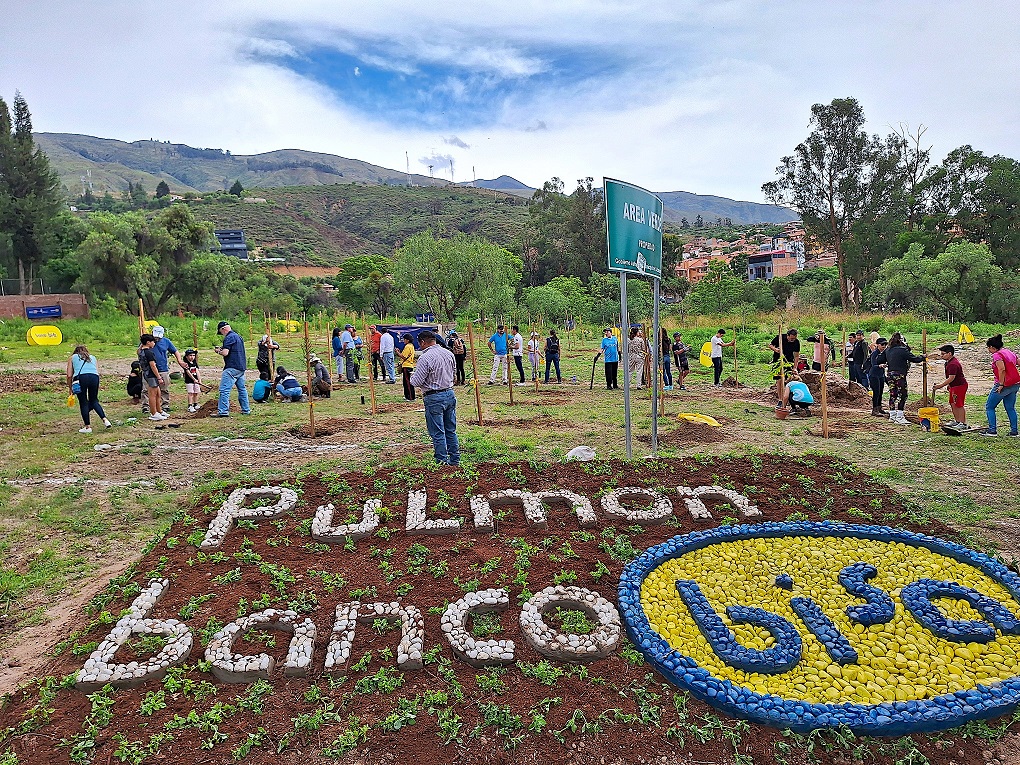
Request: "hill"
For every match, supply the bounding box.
[35,133,446,196]
[187,184,529,265]
[655,190,797,225]
[459,175,536,197]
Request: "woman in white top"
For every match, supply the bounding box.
[66,344,112,434]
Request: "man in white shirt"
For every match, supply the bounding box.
[379,329,396,383]
[408,331,459,465]
[511,326,526,384]
[710,329,735,387]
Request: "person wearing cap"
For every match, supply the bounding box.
[867,337,890,418]
[340,324,357,383]
[408,330,459,466]
[212,321,250,417]
[448,331,467,385]
[399,333,417,400]
[379,327,396,384]
[310,354,332,397]
[487,325,509,385]
[144,325,184,414]
[527,331,543,382]
[600,327,620,389]
[256,333,280,382]
[768,328,800,401]
[331,327,346,383]
[933,344,968,429]
[369,325,383,381]
[511,326,526,384]
[672,332,691,390]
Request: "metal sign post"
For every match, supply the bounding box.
[604,178,664,460]
[651,277,660,455]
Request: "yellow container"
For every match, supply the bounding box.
[26,325,62,346]
[917,406,941,433]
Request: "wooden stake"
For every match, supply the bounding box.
[467,323,483,425]
[778,322,786,403]
[303,319,316,437]
[248,312,254,349]
[364,313,377,415]
[820,330,829,438]
[264,317,275,375]
[732,323,738,384]
[192,320,198,350]
[137,299,146,337]
[921,328,929,406]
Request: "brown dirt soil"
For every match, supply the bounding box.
[0,371,66,394]
[290,417,390,439]
[188,400,243,418]
[638,421,729,445]
[2,456,1010,765]
[721,376,746,388]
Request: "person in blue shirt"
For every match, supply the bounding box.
[782,374,815,416]
[331,327,345,383]
[212,321,250,417]
[273,366,304,402]
[600,327,620,389]
[145,325,184,414]
[339,324,357,383]
[486,325,509,385]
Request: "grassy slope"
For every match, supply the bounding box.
[189,184,530,265]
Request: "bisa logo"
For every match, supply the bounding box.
[619,522,1020,734]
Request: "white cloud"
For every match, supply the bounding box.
[1,1,1019,200]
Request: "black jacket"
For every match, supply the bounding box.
[850,339,869,364]
[885,345,924,375]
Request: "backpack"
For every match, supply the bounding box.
[452,338,465,355]
[546,335,559,354]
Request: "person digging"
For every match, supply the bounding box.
[932,344,969,430]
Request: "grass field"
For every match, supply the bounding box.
[1,311,1019,697]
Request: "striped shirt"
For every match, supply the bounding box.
[408,344,456,392]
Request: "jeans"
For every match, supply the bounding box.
[75,373,106,426]
[372,352,382,379]
[545,353,561,383]
[334,355,344,381]
[662,354,673,388]
[849,361,863,387]
[513,355,525,383]
[712,357,723,385]
[986,384,1019,434]
[218,367,250,414]
[347,355,358,382]
[276,383,303,401]
[454,354,466,385]
[382,351,396,382]
[423,389,460,465]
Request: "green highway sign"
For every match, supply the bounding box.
[604,178,664,278]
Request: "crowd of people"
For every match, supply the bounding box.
[62,320,1019,443]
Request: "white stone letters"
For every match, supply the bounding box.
[405,489,461,535]
[441,589,516,667]
[676,485,761,520]
[76,579,193,692]
[518,586,621,662]
[313,499,381,542]
[600,487,673,525]
[324,601,425,671]
[201,486,298,550]
[204,609,316,683]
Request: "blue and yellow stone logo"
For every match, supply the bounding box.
[618,522,1020,734]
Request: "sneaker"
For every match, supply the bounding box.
[486,381,495,386]
[78,426,92,434]
[210,413,230,418]
[679,385,686,390]
[102,418,112,428]
[983,430,998,437]
[148,415,163,421]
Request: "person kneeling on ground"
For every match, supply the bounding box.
[127,360,143,403]
[274,366,304,402]
[782,374,815,416]
[310,355,332,397]
[933,344,969,429]
[252,376,273,403]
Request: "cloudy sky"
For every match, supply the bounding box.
[2,1,1018,201]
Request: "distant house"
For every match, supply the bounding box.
[677,252,734,285]
[747,238,805,281]
[212,230,249,260]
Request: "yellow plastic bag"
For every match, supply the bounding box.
[676,412,721,427]
[67,394,76,408]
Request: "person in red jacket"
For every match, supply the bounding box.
[369,325,383,381]
[933,345,969,429]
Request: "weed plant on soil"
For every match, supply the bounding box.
[2,455,1017,765]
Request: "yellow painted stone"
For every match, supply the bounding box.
[640,535,1020,705]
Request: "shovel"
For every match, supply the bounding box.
[589,352,602,390]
